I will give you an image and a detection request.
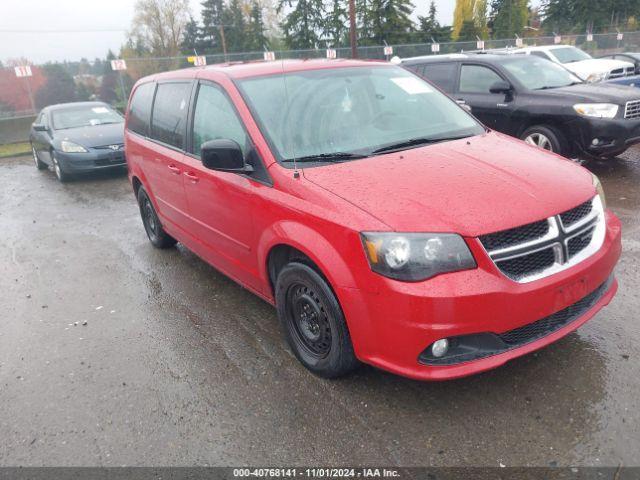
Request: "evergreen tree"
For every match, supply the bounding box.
[223,0,248,52]
[458,18,482,41]
[418,1,451,42]
[541,0,640,33]
[278,0,326,49]
[181,16,203,54]
[201,0,225,53]
[491,0,529,38]
[367,0,415,45]
[246,1,269,51]
[326,0,348,46]
[35,64,77,109]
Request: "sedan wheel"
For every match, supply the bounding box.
[524,133,553,151]
[32,145,47,170]
[51,152,69,182]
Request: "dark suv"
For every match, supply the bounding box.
[400,53,640,159]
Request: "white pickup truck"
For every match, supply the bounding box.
[514,45,635,83]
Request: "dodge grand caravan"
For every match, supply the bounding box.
[125,59,621,381]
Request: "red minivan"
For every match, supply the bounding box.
[125,59,621,381]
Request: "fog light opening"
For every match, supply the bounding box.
[431,338,450,358]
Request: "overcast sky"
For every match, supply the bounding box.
[0,0,486,64]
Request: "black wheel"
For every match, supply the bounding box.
[51,151,70,182]
[137,186,177,249]
[275,262,359,378]
[31,144,47,170]
[520,125,568,157]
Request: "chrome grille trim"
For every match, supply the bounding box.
[624,100,640,119]
[480,196,605,283]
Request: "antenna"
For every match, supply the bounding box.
[279,59,299,178]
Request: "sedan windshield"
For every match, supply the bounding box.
[237,66,484,163]
[551,47,592,64]
[52,105,123,130]
[502,57,583,90]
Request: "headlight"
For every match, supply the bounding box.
[592,173,606,209]
[586,72,607,83]
[361,232,476,281]
[573,103,619,119]
[60,140,88,153]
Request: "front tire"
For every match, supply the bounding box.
[51,151,70,182]
[32,144,47,170]
[521,125,568,157]
[275,262,359,378]
[137,186,177,249]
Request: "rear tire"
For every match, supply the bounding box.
[521,125,568,157]
[32,144,47,170]
[137,186,177,249]
[275,262,359,378]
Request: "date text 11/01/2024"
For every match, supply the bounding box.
[232,468,401,478]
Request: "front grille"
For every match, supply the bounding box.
[479,219,549,251]
[625,100,640,119]
[94,144,124,151]
[625,67,635,76]
[560,200,593,228]
[480,196,604,283]
[610,68,625,79]
[496,247,556,281]
[499,277,612,345]
[568,228,594,258]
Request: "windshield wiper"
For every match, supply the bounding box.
[372,135,472,154]
[282,152,368,163]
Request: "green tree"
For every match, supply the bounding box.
[201,0,225,53]
[457,18,483,40]
[326,0,348,46]
[418,1,451,42]
[541,0,640,33]
[181,16,203,54]
[222,0,248,52]
[367,0,415,45]
[35,64,77,109]
[246,1,269,50]
[491,0,529,38]
[278,0,326,49]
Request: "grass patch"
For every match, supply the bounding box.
[0,142,31,159]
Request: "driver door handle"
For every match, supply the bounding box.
[167,164,181,175]
[184,171,199,183]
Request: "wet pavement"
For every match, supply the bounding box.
[0,152,639,467]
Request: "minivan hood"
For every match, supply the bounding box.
[302,132,595,237]
[563,58,634,79]
[56,122,125,149]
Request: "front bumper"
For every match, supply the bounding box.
[569,116,640,158]
[338,211,622,381]
[55,149,127,173]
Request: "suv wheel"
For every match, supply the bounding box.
[275,262,359,378]
[32,144,47,170]
[521,126,568,156]
[137,187,177,248]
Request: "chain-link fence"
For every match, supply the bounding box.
[2,30,640,126]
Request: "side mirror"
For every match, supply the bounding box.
[201,139,253,173]
[33,123,47,132]
[489,80,513,94]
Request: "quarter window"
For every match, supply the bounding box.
[128,82,155,136]
[192,83,248,157]
[150,82,191,149]
[459,65,504,93]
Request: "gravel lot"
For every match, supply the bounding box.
[0,150,639,467]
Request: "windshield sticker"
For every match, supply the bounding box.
[391,77,433,94]
[92,107,109,114]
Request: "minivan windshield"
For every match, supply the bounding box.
[502,57,583,90]
[52,105,123,130]
[237,66,484,163]
[551,47,592,64]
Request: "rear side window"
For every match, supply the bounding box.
[421,63,458,93]
[459,65,503,93]
[128,82,155,136]
[150,82,192,149]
